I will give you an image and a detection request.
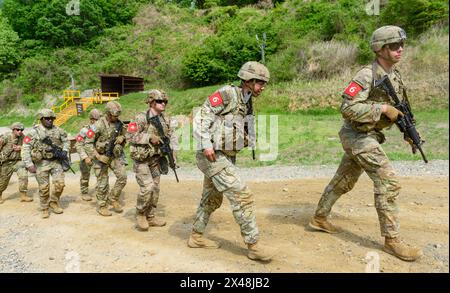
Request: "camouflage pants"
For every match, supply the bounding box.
[193,151,259,244]
[0,160,28,195]
[315,146,401,238]
[35,160,65,210]
[93,158,127,207]
[79,158,94,194]
[134,156,161,216]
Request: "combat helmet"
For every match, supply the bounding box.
[237,61,270,83]
[146,89,168,104]
[370,25,407,52]
[10,122,24,130]
[37,109,56,120]
[89,109,101,120]
[105,101,122,116]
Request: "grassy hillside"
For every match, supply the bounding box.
[0,1,448,166]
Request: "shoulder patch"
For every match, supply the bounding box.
[127,122,138,133]
[24,136,32,144]
[208,92,223,107]
[76,135,84,142]
[344,82,362,97]
[86,129,95,138]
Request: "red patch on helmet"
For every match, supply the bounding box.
[344,82,362,97]
[76,135,84,142]
[127,122,137,133]
[208,92,223,107]
[86,129,95,138]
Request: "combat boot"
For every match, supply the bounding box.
[383,237,423,261]
[147,215,166,227]
[0,194,4,204]
[247,242,277,261]
[136,214,149,231]
[187,231,220,249]
[20,192,33,202]
[41,209,50,219]
[49,201,63,214]
[97,206,112,216]
[81,194,92,201]
[111,201,123,213]
[308,216,339,234]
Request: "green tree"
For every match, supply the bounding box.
[2,0,145,47]
[0,10,21,78]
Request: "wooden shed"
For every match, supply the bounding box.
[99,74,144,96]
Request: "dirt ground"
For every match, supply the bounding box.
[0,173,448,273]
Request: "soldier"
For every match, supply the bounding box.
[127,90,175,231]
[308,26,423,261]
[92,101,127,216]
[21,109,69,218]
[0,122,32,204]
[188,61,276,261]
[75,109,101,201]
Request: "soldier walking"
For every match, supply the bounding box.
[91,101,127,216]
[75,109,101,201]
[0,122,32,204]
[188,61,276,261]
[21,109,69,218]
[309,26,423,261]
[127,90,175,231]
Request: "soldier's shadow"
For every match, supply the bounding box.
[168,215,249,259]
[265,202,382,251]
[6,187,39,201]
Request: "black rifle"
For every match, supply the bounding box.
[42,137,75,173]
[105,120,124,159]
[149,115,179,182]
[245,94,256,160]
[375,75,428,163]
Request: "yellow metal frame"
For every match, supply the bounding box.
[53,90,119,126]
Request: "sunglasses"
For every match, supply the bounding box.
[386,42,404,51]
[155,100,168,105]
[43,117,55,120]
[14,128,24,131]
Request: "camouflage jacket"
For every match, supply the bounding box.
[341,60,408,133]
[194,84,252,157]
[74,123,96,160]
[126,111,173,161]
[0,132,23,163]
[21,124,69,168]
[339,60,409,154]
[92,116,127,157]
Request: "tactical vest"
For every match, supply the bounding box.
[30,125,65,162]
[0,133,23,163]
[349,62,408,133]
[210,85,251,155]
[129,112,170,162]
[94,117,125,155]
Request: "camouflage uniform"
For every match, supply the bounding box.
[192,84,259,244]
[21,113,69,211]
[128,110,173,219]
[75,109,101,198]
[314,52,407,238]
[0,123,30,203]
[92,103,127,210]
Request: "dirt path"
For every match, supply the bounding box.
[0,172,448,273]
